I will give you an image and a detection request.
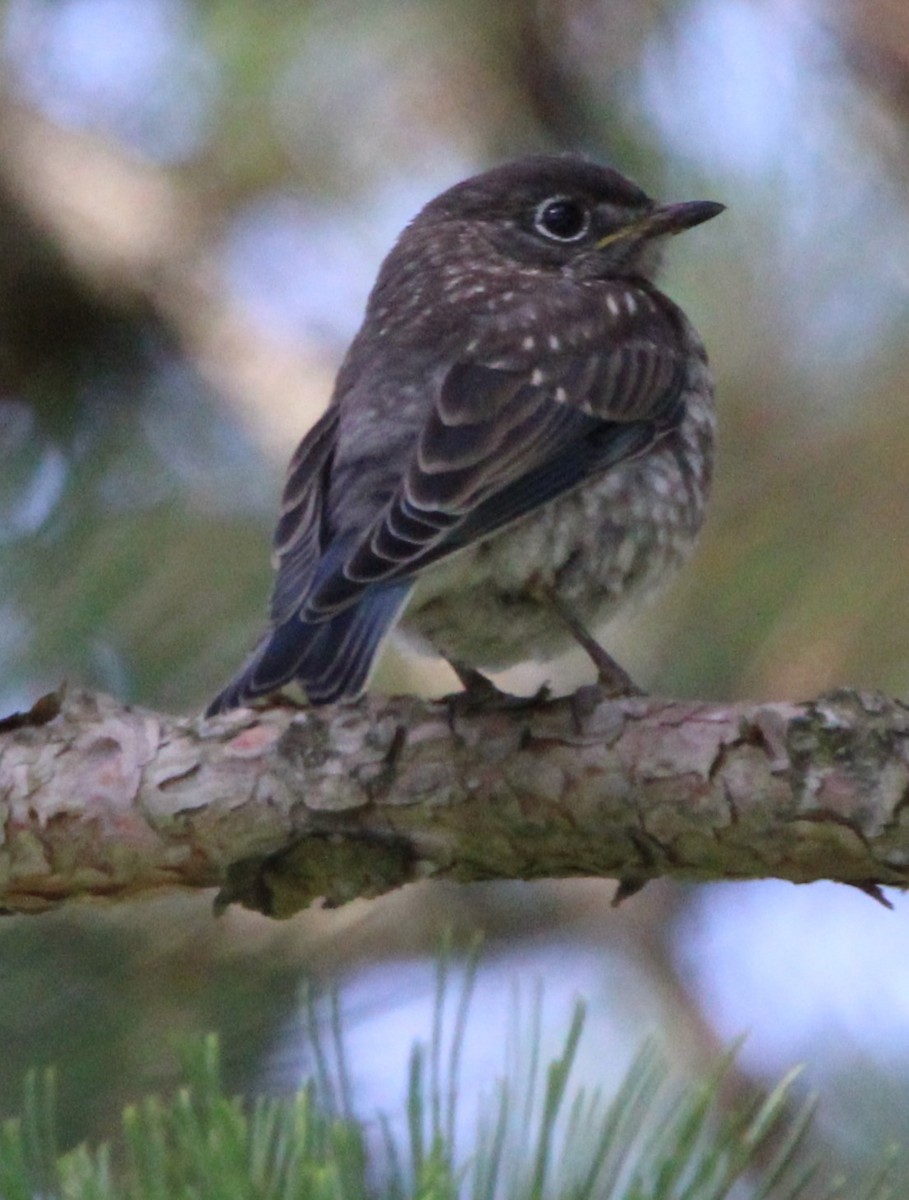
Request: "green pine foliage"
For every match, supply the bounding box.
[0,966,900,1200]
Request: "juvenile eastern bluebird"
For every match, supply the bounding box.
[207,155,723,713]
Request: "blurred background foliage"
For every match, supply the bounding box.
[2,0,909,1188]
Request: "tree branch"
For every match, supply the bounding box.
[1,686,907,917]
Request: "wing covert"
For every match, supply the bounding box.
[304,282,689,618]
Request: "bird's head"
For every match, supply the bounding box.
[415,154,724,281]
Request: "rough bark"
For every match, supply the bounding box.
[1,685,908,918]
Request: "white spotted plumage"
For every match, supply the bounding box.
[207,155,722,713]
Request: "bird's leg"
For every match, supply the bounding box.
[445,659,549,713]
[449,660,506,701]
[545,591,644,697]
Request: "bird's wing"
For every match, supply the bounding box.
[269,403,340,625]
[205,283,690,713]
[303,282,689,619]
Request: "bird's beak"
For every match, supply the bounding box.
[595,200,724,248]
[642,200,726,237]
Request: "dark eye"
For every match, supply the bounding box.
[533,196,590,242]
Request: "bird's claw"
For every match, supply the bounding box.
[445,661,549,718]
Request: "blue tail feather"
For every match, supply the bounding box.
[205,581,411,714]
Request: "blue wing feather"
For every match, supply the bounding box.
[207,280,689,712]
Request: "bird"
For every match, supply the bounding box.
[206,155,723,714]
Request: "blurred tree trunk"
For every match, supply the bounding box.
[0,97,331,455]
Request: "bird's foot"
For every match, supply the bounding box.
[546,592,644,698]
[587,646,644,699]
[445,661,549,715]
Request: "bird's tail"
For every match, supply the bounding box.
[205,581,412,715]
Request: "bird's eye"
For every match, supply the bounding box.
[533,196,590,242]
